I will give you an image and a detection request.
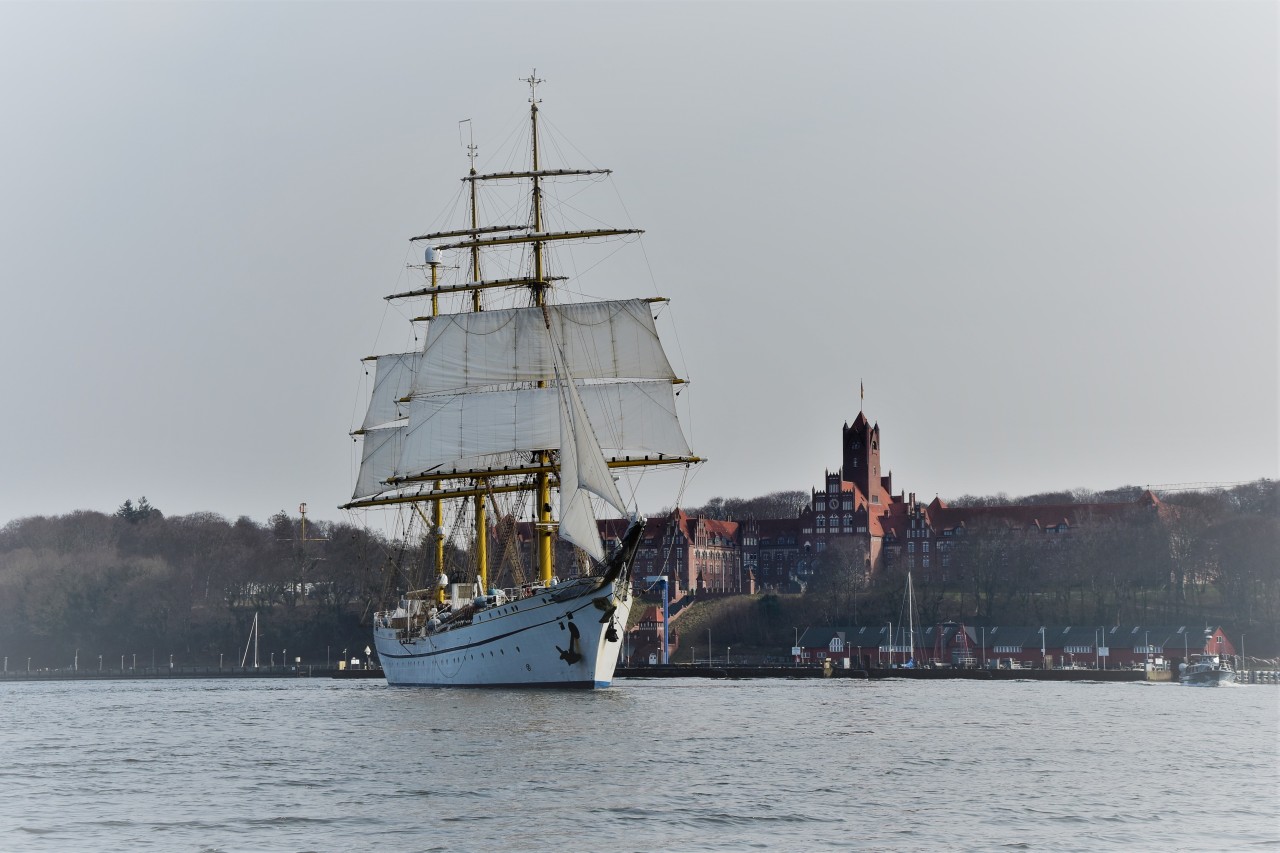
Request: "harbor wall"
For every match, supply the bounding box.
[617,665,1151,682]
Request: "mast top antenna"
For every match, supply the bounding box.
[522,69,544,104]
[459,118,478,172]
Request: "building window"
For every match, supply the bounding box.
[908,542,915,553]
[923,541,929,553]
[872,495,879,504]
[922,557,930,568]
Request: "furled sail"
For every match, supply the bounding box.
[412,300,675,395]
[360,352,421,431]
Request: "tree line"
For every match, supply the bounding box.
[0,500,432,670]
[1,480,1273,669]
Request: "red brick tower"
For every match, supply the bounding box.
[843,412,882,505]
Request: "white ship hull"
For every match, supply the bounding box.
[375,577,633,688]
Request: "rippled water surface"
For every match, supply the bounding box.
[1,677,1276,851]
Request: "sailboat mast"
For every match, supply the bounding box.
[907,571,915,665]
[527,71,555,586]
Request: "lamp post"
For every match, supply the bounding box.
[1240,633,1246,672]
[1145,631,1150,670]
[1039,627,1046,669]
[793,626,799,667]
[981,627,986,669]
[707,629,711,669]
[74,648,79,672]
[98,654,102,672]
[727,646,731,666]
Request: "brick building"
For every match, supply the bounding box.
[745,404,1172,591]
[516,397,1172,601]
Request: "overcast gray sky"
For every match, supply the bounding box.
[0,1,1274,527]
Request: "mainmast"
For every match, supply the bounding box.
[525,70,556,587]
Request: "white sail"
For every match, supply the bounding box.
[552,329,628,562]
[390,381,690,481]
[353,425,402,500]
[412,300,675,395]
[361,352,421,431]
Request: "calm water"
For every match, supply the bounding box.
[0,677,1276,852]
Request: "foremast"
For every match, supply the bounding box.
[345,74,700,595]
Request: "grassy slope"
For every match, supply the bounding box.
[630,593,814,663]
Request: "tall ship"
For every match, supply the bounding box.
[343,75,698,687]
